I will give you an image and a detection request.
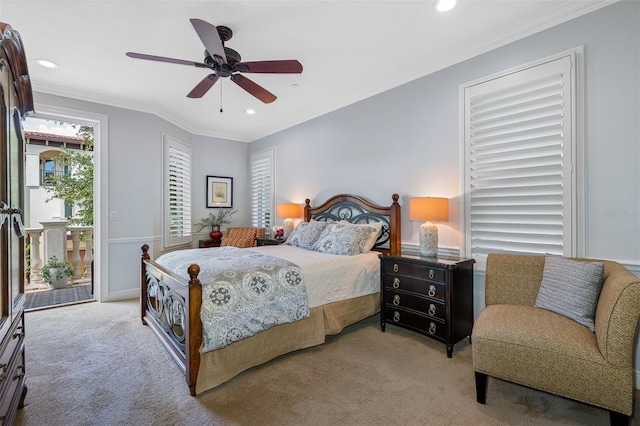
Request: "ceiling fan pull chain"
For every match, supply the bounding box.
[219,80,223,113]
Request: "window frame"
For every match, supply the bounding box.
[163,134,192,249]
[460,47,585,269]
[250,147,275,235]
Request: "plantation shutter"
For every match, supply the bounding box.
[250,147,275,234]
[163,134,192,248]
[463,55,575,266]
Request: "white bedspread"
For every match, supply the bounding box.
[248,245,380,308]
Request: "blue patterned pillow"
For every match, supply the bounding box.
[339,220,382,253]
[534,256,604,331]
[312,222,378,256]
[285,221,328,250]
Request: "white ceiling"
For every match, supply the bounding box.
[1,0,616,142]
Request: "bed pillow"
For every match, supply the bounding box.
[534,256,605,331]
[312,222,380,256]
[285,220,328,250]
[339,220,383,253]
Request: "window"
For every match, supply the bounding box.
[462,51,582,267]
[41,156,68,185]
[250,147,275,235]
[163,134,192,248]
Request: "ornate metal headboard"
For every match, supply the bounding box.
[304,193,401,256]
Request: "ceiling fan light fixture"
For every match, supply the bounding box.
[434,0,457,12]
[35,58,59,68]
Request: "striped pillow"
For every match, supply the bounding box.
[534,256,604,331]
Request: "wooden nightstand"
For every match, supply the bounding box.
[199,239,221,248]
[255,238,285,246]
[379,254,475,357]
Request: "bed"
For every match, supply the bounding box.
[140,193,401,395]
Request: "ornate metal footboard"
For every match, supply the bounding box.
[140,244,202,396]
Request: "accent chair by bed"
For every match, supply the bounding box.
[220,227,266,248]
[472,253,640,426]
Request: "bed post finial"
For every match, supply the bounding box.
[304,198,312,222]
[390,194,401,256]
[188,264,200,280]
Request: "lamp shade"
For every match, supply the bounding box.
[409,197,449,222]
[277,203,301,218]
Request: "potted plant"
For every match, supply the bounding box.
[193,208,238,240]
[40,255,75,289]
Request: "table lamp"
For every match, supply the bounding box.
[277,203,301,239]
[409,197,449,257]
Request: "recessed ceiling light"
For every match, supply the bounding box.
[291,83,300,88]
[35,58,59,68]
[246,109,256,115]
[434,0,457,12]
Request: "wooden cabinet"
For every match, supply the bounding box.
[255,238,285,246]
[0,22,34,424]
[380,255,474,357]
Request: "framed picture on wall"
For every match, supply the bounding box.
[206,176,233,208]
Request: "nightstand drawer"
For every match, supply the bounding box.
[384,307,446,341]
[383,260,446,284]
[382,274,445,301]
[383,290,446,320]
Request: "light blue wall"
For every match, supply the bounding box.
[250,1,639,271]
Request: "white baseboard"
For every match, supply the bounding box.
[106,288,138,302]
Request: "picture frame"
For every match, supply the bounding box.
[206,176,233,208]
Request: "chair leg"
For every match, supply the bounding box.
[475,371,488,404]
[609,410,629,426]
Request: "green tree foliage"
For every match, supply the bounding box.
[44,125,94,226]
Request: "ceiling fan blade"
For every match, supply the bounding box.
[190,18,226,64]
[126,52,208,68]
[235,60,303,74]
[230,74,276,103]
[187,74,219,98]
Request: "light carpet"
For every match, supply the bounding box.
[15,299,640,425]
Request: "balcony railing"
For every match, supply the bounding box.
[26,223,93,284]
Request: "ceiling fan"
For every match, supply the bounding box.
[126,18,303,104]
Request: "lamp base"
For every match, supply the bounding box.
[419,222,438,257]
[283,218,294,239]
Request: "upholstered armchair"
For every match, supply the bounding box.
[472,254,640,425]
[220,227,266,248]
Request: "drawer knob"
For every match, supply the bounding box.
[428,285,436,297]
[392,295,400,306]
[392,277,400,289]
[429,269,435,279]
[428,322,437,335]
[393,263,399,273]
[393,311,401,323]
[428,304,436,316]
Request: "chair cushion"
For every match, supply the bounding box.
[534,256,604,331]
[472,304,631,414]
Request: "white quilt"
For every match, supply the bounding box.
[248,244,380,308]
